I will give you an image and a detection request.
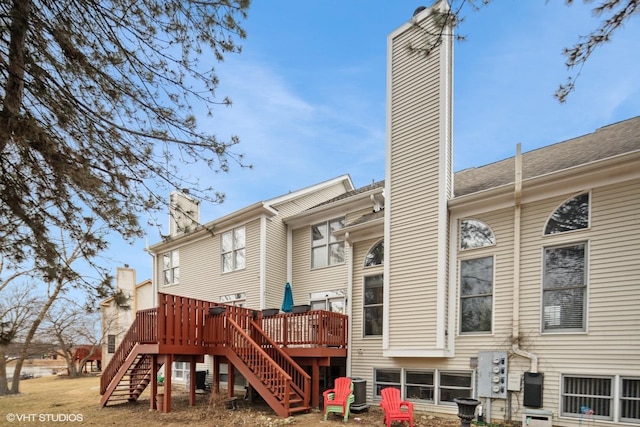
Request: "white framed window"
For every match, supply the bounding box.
[107,334,116,354]
[220,292,246,307]
[364,240,384,267]
[374,368,472,405]
[221,227,245,273]
[460,219,496,250]
[309,289,346,313]
[311,217,345,268]
[439,371,473,404]
[405,370,435,402]
[543,242,587,332]
[173,361,189,381]
[460,256,493,333]
[163,250,179,286]
[544,192,590,235]
[621,377,640,423]
[363,274,383,336]
[374,369,401,396]
[561,375,640,423]
[562,375,613,421]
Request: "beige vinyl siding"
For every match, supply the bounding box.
[286,182,351,214]
[264,216,288,310]
[156,218,262,308]
[290,225,349,303]
[271,184,353,306]
[509,180,640,421]
[153,181,350,310]
[351,236,473,416]
[386,5,451,351]
[350,238,385,404]
[262,181,350,308]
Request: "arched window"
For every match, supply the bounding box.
[364,240,384,267]
[544,193,590,235]
[460,219,496,250]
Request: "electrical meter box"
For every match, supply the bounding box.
[477,351,508,399]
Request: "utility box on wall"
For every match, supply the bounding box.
[477,351,508,399]
[523,372,544,408]
[523,409,552,427]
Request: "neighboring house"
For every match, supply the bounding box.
[101,3,640,426]
[72,345,101,373]
[100,267,152,369]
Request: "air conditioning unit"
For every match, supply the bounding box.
[523,409,552,427]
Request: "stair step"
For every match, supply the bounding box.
[288,406,310,414]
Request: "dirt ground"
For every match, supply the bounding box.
[0,375,465,426]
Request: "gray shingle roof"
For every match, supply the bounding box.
[311,180,385,208]
[454,116,640,196]
[314,116,640,217]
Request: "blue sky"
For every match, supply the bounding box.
[110,1,640,283]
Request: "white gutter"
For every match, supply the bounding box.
[511,143,538,372]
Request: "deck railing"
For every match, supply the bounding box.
[137,308,158,343]
[251,321,311,404]
[157,293,209,349]
[226,317,293,404]
[203,308,348,348]
[260,310,348,348]
[202,304,257,345]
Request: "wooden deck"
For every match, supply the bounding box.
[100,293,348,416]
[130,293,348,356]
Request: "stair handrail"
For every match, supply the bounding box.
[100,308,158,395]
[250,319,311,406]
[100,316,139,395]
[226,317,293,404]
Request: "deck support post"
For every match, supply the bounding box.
[213,355,220,394]
[228,360,235,398]
[150,355,159,411]
[312,358,320,409]
[164,354,173,413]
[189,356,197,406]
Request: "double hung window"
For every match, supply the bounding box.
[163,250,179,286]
[460,256,493,333]
[222,227,245,273]
[311,218,345,268]
[364,274,383,336]
[543,243,587,331]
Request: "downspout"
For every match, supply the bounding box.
[260,215,267,309]
[286,225,293,285]
[512,143,538,372]
[145,239,159,308]
[345,232,353,377]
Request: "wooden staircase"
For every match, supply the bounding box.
[101,353,156,405]
[224,317,311,417]
[100,314,160,406]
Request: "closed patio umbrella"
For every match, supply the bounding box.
[281,282,294,313]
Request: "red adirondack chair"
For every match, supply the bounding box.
[380,387,414,427]
[323,377,354,422]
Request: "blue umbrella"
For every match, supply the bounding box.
[281,282,294,313]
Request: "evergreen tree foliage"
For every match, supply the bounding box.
[0,0,250,275]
